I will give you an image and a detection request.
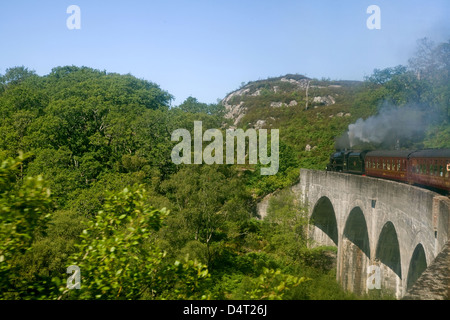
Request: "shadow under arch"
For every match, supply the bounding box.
[310,196,338,246]
[343,207,370,257]
[406,243,427,290]
[376,221,402,278]
[340,206,371,295]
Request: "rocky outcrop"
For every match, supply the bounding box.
[280,77,310,89]
[222,74,352,128]
[223,89,248,126]
[329,112,351,118]
[256,193,273,219]
[270,100,298,108]
[312,95,335,106]
[305,144,317,152]
[270,102,284,108]
[254,119,266,129]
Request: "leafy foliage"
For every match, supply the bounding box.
[0,153,53,299]
[0,38,447,300]
[55,186,209,300]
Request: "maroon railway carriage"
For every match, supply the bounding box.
[365,150,414,183]
[408,149,450,192]
[329,148,450,193]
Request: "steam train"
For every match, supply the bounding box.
[326,149,450,193]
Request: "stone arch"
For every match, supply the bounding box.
[375,221,402,297]
[376,221,402,277]
[344,207,371,257]
[340,207,371,295]
[309,196,338,246]
[406,243,427,290]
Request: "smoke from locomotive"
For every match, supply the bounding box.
[335,105,434,150]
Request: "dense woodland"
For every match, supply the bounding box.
[0,38,448,300]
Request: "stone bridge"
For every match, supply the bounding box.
[294,169,450,299]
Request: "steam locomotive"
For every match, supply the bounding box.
[326,149,450,193]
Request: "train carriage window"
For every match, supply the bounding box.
[377,159,380,169]
[434,161,438,176]
[392,159,396,171]
[372,160,375,169]
[430,163,434,176]
[440,165,443,177]
[446,162,449,178]
[383,159,386,170]
[397,160,400,171]
[387,160,391,170]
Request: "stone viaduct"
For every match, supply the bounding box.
[294,169,450,299]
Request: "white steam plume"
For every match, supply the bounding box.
[335,104,436,150]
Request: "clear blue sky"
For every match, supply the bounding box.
[1,0,449,105]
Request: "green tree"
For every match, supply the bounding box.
[161,165,250,268]
[177,96,225,116]
[0,153,53,299]
[56,186,209,300]
[365,65,408,85]
[0,66,37,87]
[262,189,309,264]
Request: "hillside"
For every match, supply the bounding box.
[220,41,450,173]
[223,74,362,127]
[221,74,372,171]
